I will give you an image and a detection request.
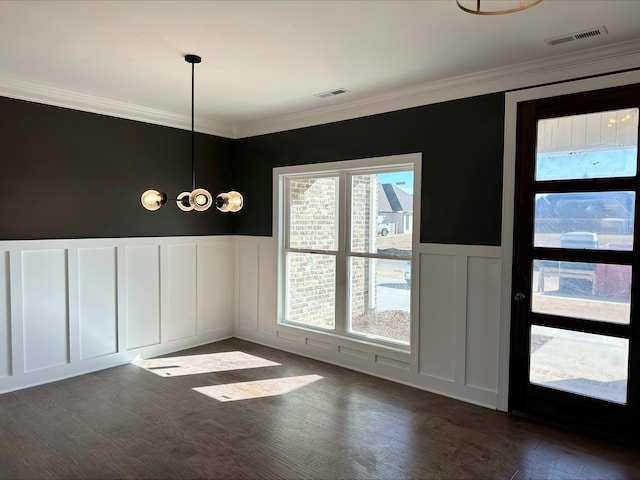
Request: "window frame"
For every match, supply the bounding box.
[273,153,422,354]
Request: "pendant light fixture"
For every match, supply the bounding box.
[141,54,243,213]
[456,0,543,15]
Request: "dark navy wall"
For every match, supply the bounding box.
[0,96,235,240]
[233,93,505,246]
[1,92,505,244]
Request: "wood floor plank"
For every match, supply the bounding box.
[0,338,637,480]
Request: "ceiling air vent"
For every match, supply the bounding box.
[545,26,608,46]
[314,88,350,99]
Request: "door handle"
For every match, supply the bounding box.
[514,292,526,302]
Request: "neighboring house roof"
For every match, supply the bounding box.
[379,184,413,213]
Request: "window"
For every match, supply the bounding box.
[274,154,420,348]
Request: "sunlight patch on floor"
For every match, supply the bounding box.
[133,351,280,377]
[193,374,323,402]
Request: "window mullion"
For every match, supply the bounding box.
[335,172,348,334]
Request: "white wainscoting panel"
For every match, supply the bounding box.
[165,243,197,342]
[21,249,69,372]
[0,251,10,378]
[199,241,234,334]
[78,247,117,360]
[465,256,502,392]
[234,237,502,409]
[237,240,259,332]
[125,245,161,350]
[0,236,235,394]
[257,242,276,335]
[418,253,457,381]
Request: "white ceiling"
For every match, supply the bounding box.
[1,0,640,138]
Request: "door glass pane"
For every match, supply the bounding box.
[532,259,631,324]
[351,171,413,255]
[534,192,635,251]
[287,176,338,250]
[349,257,410,345]
[530,325,628,404]
[286,252,335,329]
[536,108,638,181]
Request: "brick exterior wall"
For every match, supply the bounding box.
[287,177,338,327]
[350,175,377,317]
[286,175,379,327]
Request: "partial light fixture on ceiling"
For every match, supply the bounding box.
[456,0,543,15]
[141,54,243,213]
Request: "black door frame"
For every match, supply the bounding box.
[500,70,640,443]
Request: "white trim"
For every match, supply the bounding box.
[273,153,420,177]
[0,74,236,138]
[497,68,640,412]
[1,40,639,140]
[410,157,422,357]
[418,243,501,258]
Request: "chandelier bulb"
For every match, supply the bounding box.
[141,189,167,211]
[190,188,213,211]
[176,191,194,211]
[216,191,244,213]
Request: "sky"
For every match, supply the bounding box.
[379,171,414,195]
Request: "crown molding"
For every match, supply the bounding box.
[0,74,236,139]
[1,39,639,140]
[235,39,640,139]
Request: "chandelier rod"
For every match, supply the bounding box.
[190,57,196,191]
[185,54,201,191]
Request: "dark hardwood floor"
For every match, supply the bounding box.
[0,338,638,480]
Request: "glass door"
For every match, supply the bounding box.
[509,84,640,441]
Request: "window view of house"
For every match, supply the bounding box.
[280,161,415,346]
[349,172,413,343]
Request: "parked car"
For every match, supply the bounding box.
[377,223,390,236]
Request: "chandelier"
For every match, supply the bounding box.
[141,54,243,213]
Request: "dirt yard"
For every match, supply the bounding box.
[376,233,412,253]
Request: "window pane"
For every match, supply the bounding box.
[286,253,335,329]
[288,177,338,250]
[349,257,410,344]
[530,325,628,404]
[534,192,634,251]
[532,259,630,324]
[351,172,413,255]
[536,108,638,181]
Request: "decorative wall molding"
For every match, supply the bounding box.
[1,40,639,140]
[0,74,236,139]
[233,236,502,409]
[0,236,235,394]
[1,233,502,409]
